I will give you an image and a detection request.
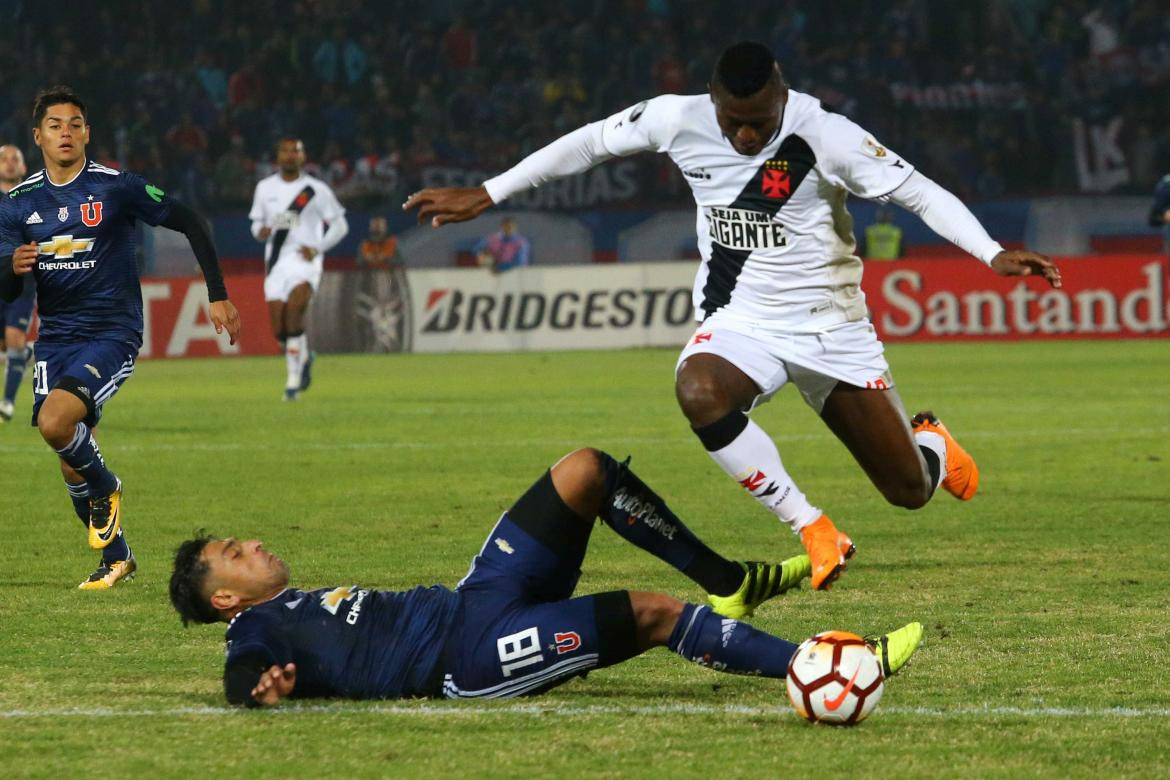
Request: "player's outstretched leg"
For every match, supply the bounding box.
[553,449,811,615]
[631,593,923,680]
[910,412,979,501]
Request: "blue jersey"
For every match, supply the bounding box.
[0,161,172,347]
[225,584,461,700]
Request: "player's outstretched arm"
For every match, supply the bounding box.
[404,117,628,228]
[159,201,241,344]
[888,171,1062,288]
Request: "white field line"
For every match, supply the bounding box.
[1,702,1167,720]
[1,425,1167,456]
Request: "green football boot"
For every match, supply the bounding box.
[707,556,811,619]
[865,621,924,676]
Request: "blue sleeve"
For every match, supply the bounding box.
[117,170,174,227]
[225,612,293,667]
[517,237,531,266]
[0,198,23,257]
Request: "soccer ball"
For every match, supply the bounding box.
[786,630,884,725]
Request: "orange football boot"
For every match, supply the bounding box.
[911,411,979,500]
[799,514,850,590]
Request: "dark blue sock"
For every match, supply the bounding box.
[102,530,131,564]
[54,422,118,495]
[667,603,797,679]
[601,454,744,596]
[4,347,27,403]
[64,480,89,528]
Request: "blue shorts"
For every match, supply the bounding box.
[440,473,637,699]
[30,340,138,428]
[1,277,35,331]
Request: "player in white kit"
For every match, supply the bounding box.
[250,138,348,400]
[403,42,1062,601]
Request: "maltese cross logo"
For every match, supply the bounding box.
[762,169,791,199]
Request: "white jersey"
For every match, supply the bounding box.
[249,172,346,269]
[598,91,914,330]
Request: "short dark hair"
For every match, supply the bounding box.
[712,42,780,98]
[32,86,87,127]
[169,534,220,626]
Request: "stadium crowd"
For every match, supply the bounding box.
[1,0,1167,214]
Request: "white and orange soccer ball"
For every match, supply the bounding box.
[786,630,884,725]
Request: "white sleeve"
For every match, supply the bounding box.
[817,114,915,199]
[483,121,612,203]
[248,182,267,241]
[886,170,1005,265]
[317,183,346,222]
[316,212,349,254]
[484,96,678,204]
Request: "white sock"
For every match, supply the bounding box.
[914,430,947,494]
[285,334,307,390]
[707,417,822,533]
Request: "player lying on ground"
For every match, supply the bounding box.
[404,42,1063,592]
[170,448,922,706]
[0,86,241,589]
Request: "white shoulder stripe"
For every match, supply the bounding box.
[87,163,121,176]
[13,172,44,188]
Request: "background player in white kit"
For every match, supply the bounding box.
[404,42,1062,600]
[250,137,348,401]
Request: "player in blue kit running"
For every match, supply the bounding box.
[0,143,35,423]
[170,448,922,706]
[0,86,242,589]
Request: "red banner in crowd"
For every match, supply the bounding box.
[140,273,279,358]
[864,255,1168,341]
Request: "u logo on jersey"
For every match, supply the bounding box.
[80,201,104,227]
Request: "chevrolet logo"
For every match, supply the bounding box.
[38,235,95,259]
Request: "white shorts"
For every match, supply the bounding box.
[264,255,322,302]
[675,314,893,414]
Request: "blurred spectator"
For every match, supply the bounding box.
[475,217,531,272]
[4,0,1161,215]
[358,216,402,268]
[214,135,256,208]
[1147,173,1170,252]
[863,207,903,260]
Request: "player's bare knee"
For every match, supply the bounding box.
[37,406,75,446]
[630,592,685,647]
[550,448,607,518]
[675,369,729,425]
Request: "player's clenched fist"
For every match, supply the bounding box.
[12,242,37,274]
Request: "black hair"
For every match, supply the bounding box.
[169,534,220,626]
[32,85,87,127]
[712,41,781,98]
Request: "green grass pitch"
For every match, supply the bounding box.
[0,341,1166,778]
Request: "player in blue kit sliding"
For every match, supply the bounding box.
[0,87,241,589]
[170,448,922,706]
